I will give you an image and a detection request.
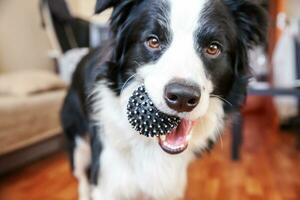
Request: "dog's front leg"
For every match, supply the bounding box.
[76,176,91,200]
[73,137,92,200]
[91,186,121,200]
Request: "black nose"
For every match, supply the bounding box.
[164,81,201,113]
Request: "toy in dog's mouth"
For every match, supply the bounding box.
[127,85,193,154]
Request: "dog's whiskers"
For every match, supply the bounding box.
[118,61,144,93]
[120,73,138,94]
[133,60,143,66]
[210,94,232,107]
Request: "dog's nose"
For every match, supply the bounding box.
[164,82,201,112]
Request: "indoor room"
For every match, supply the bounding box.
[0,0,299,199]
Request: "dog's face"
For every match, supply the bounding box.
[95,0,267,154]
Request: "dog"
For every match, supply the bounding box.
[61,0,267,199]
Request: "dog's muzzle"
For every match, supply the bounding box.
[127,85,180,137]
[127,86,193,155]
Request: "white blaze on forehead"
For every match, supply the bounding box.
[140,0,213,120]
[161,0,208,83]
[169,0,207,33]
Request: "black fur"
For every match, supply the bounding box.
[95,0,120,14]
[89,125,102,185]
[222,0,268,111]
[61,0,268,188]
[60,46,111,182]
[104,0,171,95]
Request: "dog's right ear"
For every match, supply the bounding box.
[95,0,136,34]
[95,0,119,14]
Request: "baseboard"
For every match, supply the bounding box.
[0,134,65,175]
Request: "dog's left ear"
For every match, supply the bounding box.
[95,0,120,14]
[223,1,268,112]
[224,0,268,47]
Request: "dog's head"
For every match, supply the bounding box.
[95,0,267,154]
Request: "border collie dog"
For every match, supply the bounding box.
[61,0,267,199]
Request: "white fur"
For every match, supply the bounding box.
[74,137,92,200]
[90,83,223,200]
[141,0,211,121]
[85,0,226,199]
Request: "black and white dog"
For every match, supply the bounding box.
[61,0,267,199]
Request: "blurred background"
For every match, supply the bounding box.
[0,0,299,199]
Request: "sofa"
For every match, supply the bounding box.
[0,69,67,174]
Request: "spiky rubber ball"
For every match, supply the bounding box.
[127,85,180,137]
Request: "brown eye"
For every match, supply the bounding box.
[205,42,222,58]
[146,36,161,50]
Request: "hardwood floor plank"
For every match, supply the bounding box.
[0,112,299,200]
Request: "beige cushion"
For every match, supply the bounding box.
[0,70,66,96]
[0,90,66,155]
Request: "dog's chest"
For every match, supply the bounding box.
[99,125,194,200]
[92,85,199,199]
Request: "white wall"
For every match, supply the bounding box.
[286,0,300,19]
[0,0,110,73]
[67,0,111,23]
[0,0,54,72]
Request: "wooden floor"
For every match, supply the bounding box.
[0,112,299,200]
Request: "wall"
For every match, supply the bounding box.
[0,0,54,72]
[0,0,110,73]
[286,0,300,19]
[67,0,111,23]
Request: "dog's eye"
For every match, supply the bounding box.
[204,42,222,58]
[146,36,161,50]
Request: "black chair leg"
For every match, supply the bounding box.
[232,112,243,160]
[297,130,300,150]
[297,98,300,150]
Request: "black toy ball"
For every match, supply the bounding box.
[127,85,180,137]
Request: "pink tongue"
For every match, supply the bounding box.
[165,120,192,146]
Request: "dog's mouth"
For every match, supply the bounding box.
[158,119,192,154]
[127,85,194,155]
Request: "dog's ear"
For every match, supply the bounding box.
[223,1,268,111]
[95,0,136,33]
[224,0,268,47]
[95,0,120,14]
